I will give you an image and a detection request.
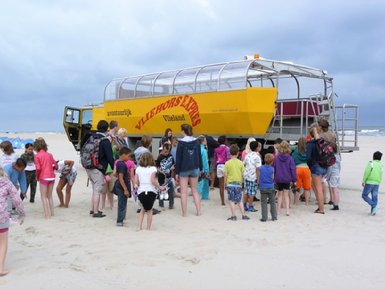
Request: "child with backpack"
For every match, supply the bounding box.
[362,151,383,216]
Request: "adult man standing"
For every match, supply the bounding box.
[83,120,115,218]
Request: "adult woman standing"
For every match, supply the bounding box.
[307,124,328,214]
[175,124,202,216]
[0,167,25,276]
[160,128,173,148]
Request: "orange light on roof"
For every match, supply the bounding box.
[253,54,260,59]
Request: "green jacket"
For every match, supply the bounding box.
[362,160,383,185]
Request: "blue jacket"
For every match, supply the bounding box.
[175,139,202,174]
[306,139,318,168]
[3,163,27,193]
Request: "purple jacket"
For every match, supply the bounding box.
[273,153,297,183]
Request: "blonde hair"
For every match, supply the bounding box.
[117,128,127,137]
[264,153,274,165]
[0,167,4,177]
[245,137,256,154]
[278,141,291,154]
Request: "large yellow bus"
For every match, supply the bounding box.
[63,56,359,152]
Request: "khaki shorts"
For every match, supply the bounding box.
[86,169,106,195]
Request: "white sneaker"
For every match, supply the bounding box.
[159,193,164,200]
[164,193,169,200]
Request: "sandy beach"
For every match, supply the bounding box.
[1,133,384,289]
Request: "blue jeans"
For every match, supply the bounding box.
[362,184,379,208]
[116,187,128,223]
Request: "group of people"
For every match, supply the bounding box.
[0,118,383,276]
[0,137,76,276]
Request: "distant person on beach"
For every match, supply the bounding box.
[156,143,175,209]
[361,151,383,216]
[34,138,58,219]
[214,135,231,206]
[3,158,27,201]
[291,137,311,205]
[241,137,256,162]
[325,145,341,211]
[257,153,277,222]
[307,124,327,214]
[197,135,209,200]
[55,160,77,208]
[115,128,128,150]
[175,124,202,217]
[224,144,249,221]
[134,152,166,231]
[113,147,132,227]
[20,143,37,203]
[83,120,115,218]
[204,134,219,191]
[134,135,152,164]
[108,120,119,140]
[0,167,25,277]
[273,141,297,216]
[243,141,262,212]
[159,128,173,149]
[0,141,18,168]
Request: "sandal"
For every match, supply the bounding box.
[314,208,325,214]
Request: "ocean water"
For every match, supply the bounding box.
[341,126,385,137]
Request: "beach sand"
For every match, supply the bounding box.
[1,133,384,289]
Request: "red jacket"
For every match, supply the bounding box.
[35,150,58,180]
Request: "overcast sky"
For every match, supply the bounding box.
[1,0,384,132]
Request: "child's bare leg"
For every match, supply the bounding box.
[229,201,236,217]
[189,177,201,216]
[238,202,247,216]
[47,182,54,216]
[219,177,225,205]
[277,191,283,214]
[146,210,153,230]
[313,175,325,212]
[107,187,114,209]
[102,189,107,210]
[137,208,145,231]
[209,171,215,190]
[179,177,189,217]
[332,187,340,205]
[40,184,50,219]
[284,190,290,215]
[56,179,66,207]
[65,184,72,208]
[0,232,9,276]
[247,195,254,207]
[304,190,310,205]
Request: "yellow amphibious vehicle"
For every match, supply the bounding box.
[64,56,358,152]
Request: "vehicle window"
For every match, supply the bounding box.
[81,109,93,125]
[65,109,80,124]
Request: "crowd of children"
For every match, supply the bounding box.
[0,119,383,275]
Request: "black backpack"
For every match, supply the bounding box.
[316,138,336,168]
